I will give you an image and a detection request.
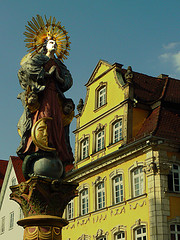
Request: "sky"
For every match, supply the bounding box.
[1,0,180,160]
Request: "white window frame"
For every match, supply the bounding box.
[96,182,105,210]
[67,199,74,220]
[81,138,89,160]
[115,232,125,240]
[81,189,89,215]
[172,164,180,192]
[132,167,144,197]
[113,175,124,204]
[134,226,146,240]
[113,120,122,143]
[170,224,180,240]
[1,216,5,234]
[9,212,14,230]
[98,86,106,108]
[96,130,105,152]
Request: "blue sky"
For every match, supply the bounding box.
[1,0,180,160]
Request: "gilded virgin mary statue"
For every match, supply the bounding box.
[17,15,75,180]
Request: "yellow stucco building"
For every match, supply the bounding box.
[62,60,180,240]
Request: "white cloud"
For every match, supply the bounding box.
[159,52,171,61]
[173,51,180,72]
[163,42,180,50]
[159,42,180,74]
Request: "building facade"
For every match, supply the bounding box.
[62,60,180,240]
[0,157,24,239]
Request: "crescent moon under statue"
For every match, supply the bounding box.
[31,117,56,151]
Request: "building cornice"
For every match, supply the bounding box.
[66,135,178,183]
[73,99,132,134]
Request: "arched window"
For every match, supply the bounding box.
[113,175,124,204]
[81,138,89,160]
[132,167,144,197]
[66,199,74,220]
[96,129,105,152]
[115,232,125,240]
[134,226,146,240]
[80,189,89,215]
[96,181,105,210]
[98,86,106,108]
[113,120,122,143]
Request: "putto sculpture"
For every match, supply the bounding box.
[16,15,75,180]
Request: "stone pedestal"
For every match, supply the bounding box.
[10,176,78,240]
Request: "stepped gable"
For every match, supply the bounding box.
[10,156,25,183]
[0,160,8,190]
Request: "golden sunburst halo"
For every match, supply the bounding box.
[24,15,71,61]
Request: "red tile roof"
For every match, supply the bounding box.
[0,160,8,190]
[135,106,180,143]
[10,156,25,183]
[121,68,180,104]
[163,78,180,104]
[121,67,180,144]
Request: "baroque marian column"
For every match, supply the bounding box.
[10,15,78,240]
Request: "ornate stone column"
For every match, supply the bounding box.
[10,176,78,240]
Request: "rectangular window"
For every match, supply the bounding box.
[172,164,180,192]
[1,217,5,234]
[81,138,89,159]
[67,200,74,220]
[11,177,16,186]
[113,120,122,143]
[96,182,105,210]
[81,189,89,215]
[132,167,144,197]
[9,212,14,230]
[98,86,106,108]
[135,226,146,240]
[113,175,123,204]
[96,130,105,152]
[170,224,180,240]
[19,207,24,220]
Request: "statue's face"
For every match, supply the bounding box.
[63,103,73,115]
[46,40,57,53]
[36,120,48,147]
